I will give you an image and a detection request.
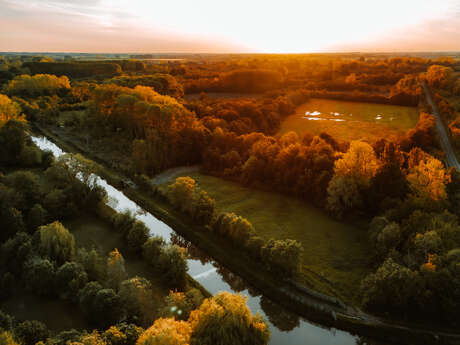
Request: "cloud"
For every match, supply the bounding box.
[0,0,244,52]
[0,0,458,53]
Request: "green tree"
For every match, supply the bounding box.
[158,245,188,290]
[126,222,149,254]
[142,237,165,267]
[1,232,32,275]
[107,249,127,290]
[37,221,75,264]
[261,239,303,277]
[79,282,124,328]
[23,257,56,297]
[56,262,88,302]
[14,320,49,345]
[76,248,106,282]
[361,258,420,315]
[27,204,48,233]
[119,277,156,326]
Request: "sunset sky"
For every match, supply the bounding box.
[1,0,459,53]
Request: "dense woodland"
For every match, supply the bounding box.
[1,53,460,335]
[0,119,270,344]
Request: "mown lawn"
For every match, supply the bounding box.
[166,172,372,303]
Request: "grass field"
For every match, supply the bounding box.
[2,294,89,331]
[3,213,171,331]
[279,98,419,142]
[164,172,372,302]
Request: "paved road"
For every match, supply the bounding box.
[422,82,460,171]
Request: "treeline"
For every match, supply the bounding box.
[23,62,122,79]
[105,74,184,98]
[186,89,310,135]
[180,56,458,106]
[162,177,304,278]
[86,84,206,174]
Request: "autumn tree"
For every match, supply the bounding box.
[327,141,380,217]
[0,94,25,127]
[6,74,70,97]
[188,292,269,345]
[425,65,454,90]
[166,177,215,225]
[136,318,191,345]
[406,155,451,201]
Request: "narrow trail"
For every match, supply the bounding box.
[151,165,200,185]
[422,82,460,170]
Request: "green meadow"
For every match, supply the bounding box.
[165,172,372,302]
[279,98,419,142]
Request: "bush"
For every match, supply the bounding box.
[0,232,33,275]
[79,282,124,328]
[212,213,255,245]
[260,239,303,278]
[55,262,88,302]
[14,320,49,345]
[126,221,149,254]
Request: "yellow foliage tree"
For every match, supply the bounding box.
[0,331,19,345]
[188,292,269,345]
[136,318,191,345]
[6,74,70,96]
[406,156,451,201]
[0,94,26,127]
[334,140,380,184]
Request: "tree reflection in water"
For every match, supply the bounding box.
[260,295,300,332]
[170,233,212,265]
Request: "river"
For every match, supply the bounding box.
[31,135,361,345]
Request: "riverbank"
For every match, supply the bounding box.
[32,123,460,345]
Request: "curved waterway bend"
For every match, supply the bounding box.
[31,136,359,345]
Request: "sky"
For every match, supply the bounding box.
[0,0,459,53]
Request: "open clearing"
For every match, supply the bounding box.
[164,172,372,302]
[279,98,419,142]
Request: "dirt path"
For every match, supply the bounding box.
[151,165,200,185]
[422,82,460,170]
